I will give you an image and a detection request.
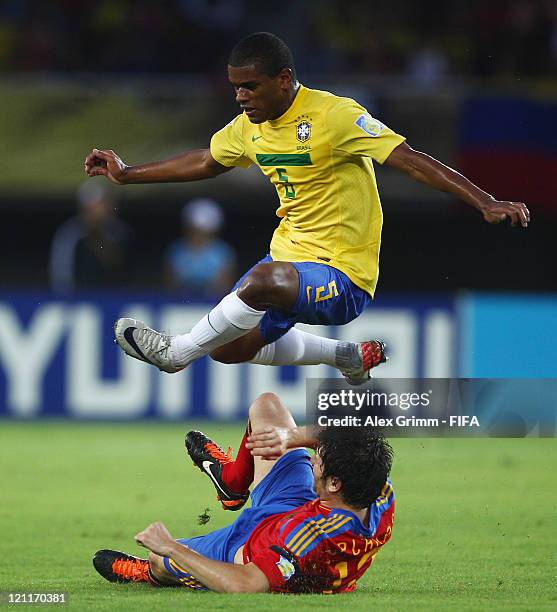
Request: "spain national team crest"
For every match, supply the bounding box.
[296,120,311,142]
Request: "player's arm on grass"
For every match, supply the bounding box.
[84,148,231,185]
[135,522,269,593]
[246,425,320,459]
[385,142,530,228]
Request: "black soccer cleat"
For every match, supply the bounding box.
[185,430,249,511]
[93,549,150,584]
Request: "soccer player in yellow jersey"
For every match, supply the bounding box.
[85,32,530,384]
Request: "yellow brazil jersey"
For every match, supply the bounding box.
[210,85,405,296]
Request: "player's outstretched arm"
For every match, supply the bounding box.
[84,147,231,185]
[385,142,530,228]
[246,425,319,460]
[135,522,269,593]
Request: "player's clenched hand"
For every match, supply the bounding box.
[479,199,530,228]
[135,521,175,557]
[84,148,129,185]
[246,426,290,460]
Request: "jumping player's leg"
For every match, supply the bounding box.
[114,261,299,372]
[114,257,386,382]
[211,326,385,385]
[210,326,338,366]
[169,262,299,366]
[249,329,386,385]
[210,258,387,383]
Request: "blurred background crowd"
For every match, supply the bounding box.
[0,0,555,296]
[1,0,556,80]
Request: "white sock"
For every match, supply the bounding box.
[250,327,338,366]
[170,291,265,367]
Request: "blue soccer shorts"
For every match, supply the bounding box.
[163,449,315,585]
[232,255,371,343]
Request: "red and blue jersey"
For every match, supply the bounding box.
[243,479,395,593]
[166,451,394,593]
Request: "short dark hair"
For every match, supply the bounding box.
[317,427,393,509]
[229,32,296,80]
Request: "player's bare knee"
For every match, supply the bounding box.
[238,263,298,309]
[252,391,281,408]
[238,264,275,302]
[249,392,294,426]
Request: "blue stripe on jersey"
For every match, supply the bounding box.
[284,514,328,551]
[295,515,355,558]
[291,514,350,557]
[283,480,394,558]
[278,517,296,538]
[368,479,394,535]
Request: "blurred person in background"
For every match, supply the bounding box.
[49,180,132,293]
[164,198,236,298]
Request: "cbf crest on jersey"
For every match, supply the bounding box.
[355,113,385,137]
[296,120,311,142]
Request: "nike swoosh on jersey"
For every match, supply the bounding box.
[251,135,262,142]
[202,460,227,496]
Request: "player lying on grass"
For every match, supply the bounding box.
[93,392,394,593]
[85,32,529,384]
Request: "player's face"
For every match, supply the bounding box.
[228,64,293,124]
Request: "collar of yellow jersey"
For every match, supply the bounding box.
[268,84,308,126]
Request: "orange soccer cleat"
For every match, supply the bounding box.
[185,430,249,512]
[93,550,150,584]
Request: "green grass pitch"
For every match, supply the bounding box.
[1,422,555,611]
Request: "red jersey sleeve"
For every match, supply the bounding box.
[250,546,299,591]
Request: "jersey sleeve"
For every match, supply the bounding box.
[249,546,299,591]
[250,544,341,593]
[210,115,253,168]
[327,98,406,164]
